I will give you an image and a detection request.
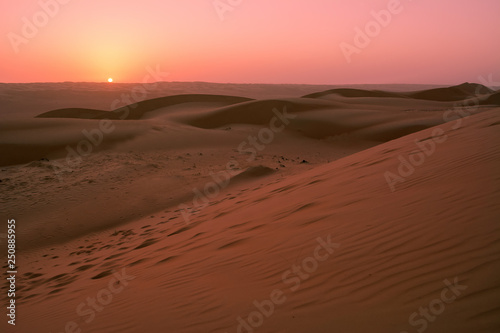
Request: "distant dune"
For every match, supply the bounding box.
[34,108,114,119]
[303,82,495,102]
[181,98,339,128]
[404,82,494,101]
[1,83,497,167]
[36,94,252,120]
[303,88,403,99]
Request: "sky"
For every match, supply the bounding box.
[0,0,499,84]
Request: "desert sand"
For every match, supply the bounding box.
[0,82,499,333]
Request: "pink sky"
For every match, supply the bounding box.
[1,0,499,84]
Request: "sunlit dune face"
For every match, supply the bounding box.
[107,78,113,83]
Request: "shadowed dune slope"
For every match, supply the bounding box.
[480,91,500,106]
[33,108,112,119]
[230,165,276,184]
[0,119,151,166]
[405,82,494,101]
[179,98,341,128]
[303,82,495,102]
[180,98,447,142]
[303,88,404,99]
[35,94,253,120]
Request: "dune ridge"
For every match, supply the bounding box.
[35,94,253,120]
[302,82,495,102]
[33,82,499,122]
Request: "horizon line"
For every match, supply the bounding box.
[0,80,487,87]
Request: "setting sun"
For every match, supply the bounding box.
[107,78,113,83]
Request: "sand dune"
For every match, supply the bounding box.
[36,94,252,120]
[0,118,151,166]
[179,98,340,128]
[3,107,499,333]
[303,88,403,99]
[35,108,114,120]
[26,83,479,121]
[179,98,451,142]
[404,82,493,101]
[303,82,494,102]
[0,83,498,333]
[5,87,470,167]
[5,82,431,120]
[1,83,496,248]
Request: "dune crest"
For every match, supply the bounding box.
[35,94,252,120]
[303,82,495,102]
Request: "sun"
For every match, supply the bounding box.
[107,78,113,83]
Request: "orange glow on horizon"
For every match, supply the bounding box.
[0,0,499,84]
